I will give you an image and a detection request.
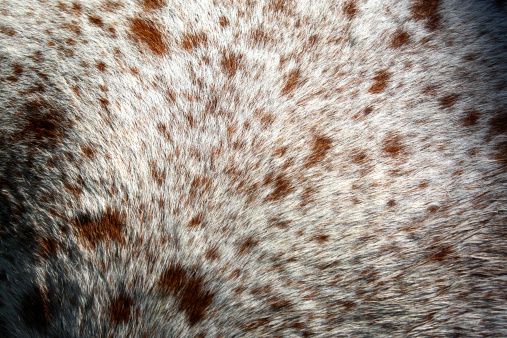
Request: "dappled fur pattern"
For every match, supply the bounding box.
[1,0,506,336]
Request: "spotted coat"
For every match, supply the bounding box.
[0,0,506,337]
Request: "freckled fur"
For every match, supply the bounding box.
[0,0,506,337]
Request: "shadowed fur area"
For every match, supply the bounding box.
[0,0,506,337]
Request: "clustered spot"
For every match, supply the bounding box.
[411,0,441,31]
[73,209,126,248]
[0,25,16,36]
[429,246,453,261]
[382,133,405,158]
[109,293,133,324]
[282,69,301,95]
[369,69,390,94]
[81,145,96,158]
[181,32,208,51]
[221,52,242,78]
[306,134,333,167]
[130,18,168,55]
[251,27,271,45]
[343,1,358,19]
[158,263,214,325]
[188,214,203,228]
[391,29,410,48]
[269,0,290,12]
[439,94,459,108]
[96,61,107,72]
[21,285,50,334]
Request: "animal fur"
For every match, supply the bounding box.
[0,0,506,336]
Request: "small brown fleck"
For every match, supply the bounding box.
[88,15,104,27]
[369,69,390,94]
[306,134,333,167]
[382,133,405,158]
[462,110,480,127]
[12,64,23,75]
[430,246,453,261]
[264,172,293,201]
[181,32,208,51]
[205,247,220,261]
[239,236,258,255]
[387,199,396,207]
[96,61,107,72]
[221,52,242,78]
[439,94,459,108]
[39,237,58,259]
[343,1,358,19]
[282,69,300,95]
[391,29,410,48]
[188,214,203,228]
[219,16,229,27]
[0,25,16,36]
[427,205,439,213]
[110,293,132,324]
[313,234,329,243]
[142,0,165,10]
[81,145,96,159]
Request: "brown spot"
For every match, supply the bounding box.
[188,214,203,228]
[429,246,453,261]
[369,69,390,94]
[489,112,507,136]
[306,134,333,167]
[149,161,164,185]
[313,234,329,243]
[239,236,258,255]
[74,209,125,248]
[39,237,58,259]
[419,182,429,189]
[219,16,229,27]
[269,0,289,12]
[427,205,439,213]
[391,29,410,48]
[157,123,171,141]
[88,15,104,27]
[12,63,23,75]
[99,97,110,113]
[16,100,68,145]
[81,145,96,159]
[264,172,293,201]
[221,52,242,78]
[205,247,220,261]
[251,27,271,45]
[142,0,165,10]
[282,69,300,95]
[158,263,214,325]
[21,285,50,333]
[462,110,480,127]
[71,2,82,13]
[267,296,292,311]
[343,1,358,19]
[411,0,441,31]
[110,293,133,324]
[382,133,405,157]
[0,25,16,36]
[181,32,208,51]
[439,94,459,109]
[96,61,107,72]
[352,151,367,164]
[387,199,396,207]
[130,18,168,55]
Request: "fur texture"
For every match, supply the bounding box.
[0,0,506,336]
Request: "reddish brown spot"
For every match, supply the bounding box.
[110,293,133,324]
[387,199,396,207]
[96,61,107,72]
[391,29,410,48]
[21,285,50,333]
[313,234,329,243]
[267,296,292,311]
[282,69,300,95]
[343,1,358,19]
[221,52,242,78]
[188,214,203,228]
[130,18,168,55]
[411,0,441,31]
[239,236,258,255]
[382,133,405,157]
[142,0,165,10]
[149,161,164,185]
[369,69,390,94]
[157,123,171,141]
[264,172,293,201]
[430,246,453,261]
[39,237,58,259]
[16,100,68,145]
[269,0,289,12]
[12,63,23,75]
[74,209,125,248]
[71,2,82,13]
[251,27,271,45]
[427,205,439,213]
[88,15,104,27]
[158,263,214,325]
[306,134,333,167]
[205,247,220,261]
[462,110,480,127]
[439,94,459,108]
[352,151,367,164]
[219,16,229,27]
[181,32,208,51]
[0,25,16,36]
[81,145,96,159]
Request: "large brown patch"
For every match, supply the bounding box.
[73,209,126,248]
[130,18,168,55]
[411,0,441,31]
